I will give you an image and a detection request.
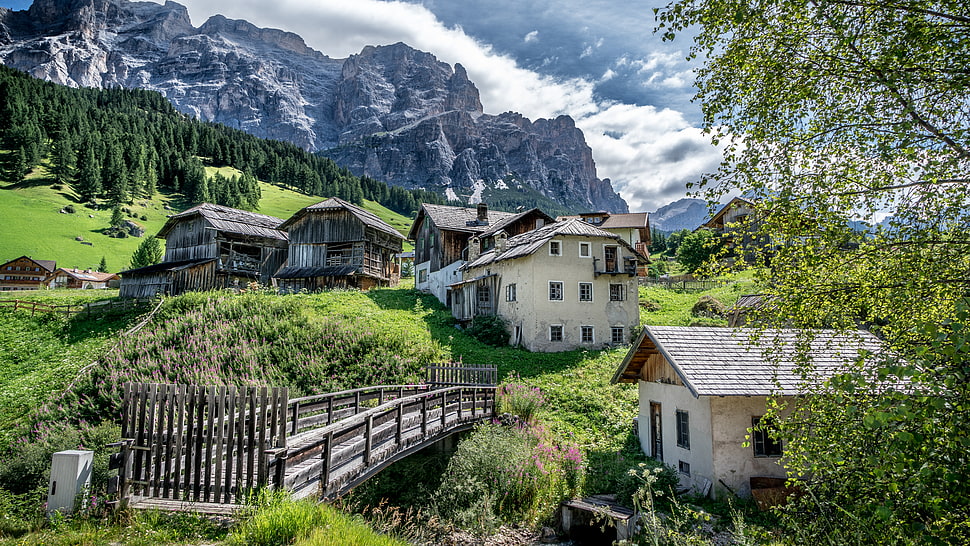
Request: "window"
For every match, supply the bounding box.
[506,283,517,302]
[548,281,563,301]
[579,242,591,258]
[580,326,594,344]
[676,410,690,449]
[678,460,691,476]
[550,325,563,342]
[477,284,490,304]
[609,283,625,301]
[417,269,428,283]
[549,240,562,256]
[579,282,593,302]
[611,327,624,344]
[752,417,783,457]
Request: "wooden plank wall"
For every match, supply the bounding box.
[116,383,288,505]
[164,217,216,262]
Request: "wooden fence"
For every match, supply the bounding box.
[427,362,498,387]
[110,383,288,507]
[638,278,728,291]
[0,297,157,317]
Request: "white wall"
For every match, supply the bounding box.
[638,381,714,494]
[416,259,464,306]
[467,235,639,352]
[709,396,790,497]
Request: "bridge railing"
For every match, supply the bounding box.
[285,384,431,436]
[283,384,496,499]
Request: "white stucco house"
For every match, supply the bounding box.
[451,218,645,352]
[611,326,889,497]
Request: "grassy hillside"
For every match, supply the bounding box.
[0,163,415,272]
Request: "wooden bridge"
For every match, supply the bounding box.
[109,364,497,512]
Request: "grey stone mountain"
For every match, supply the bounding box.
[0,0,628,213]
[648,198,710,232]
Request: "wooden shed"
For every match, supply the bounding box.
[274,198,404,292]
[119,204,288,297]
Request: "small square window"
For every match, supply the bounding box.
[676,410,690,449]
[678,460,691,476]
[549,240,562,256]
[550,325,563,342]
[506,283,517,302]
[609,283,625,301]
[418,269,428,283]
[549,281,563,301]
[752,416,783,457]
[477,285,490,304]
[611,327,624,344]
[581,326,594,344]
[579,242,591,258]
[579,282,593,302]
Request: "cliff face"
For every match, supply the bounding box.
[0,0,628,212]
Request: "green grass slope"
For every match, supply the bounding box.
[0,163,416,272]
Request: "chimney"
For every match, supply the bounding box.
[467,235,481,262]
[477,203,488,224]
[495,231,508,254]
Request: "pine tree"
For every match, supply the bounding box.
[129,236,163,269]
[98,256,108,272]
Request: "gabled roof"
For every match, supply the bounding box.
[477,208,555,238]
[407,204,517,239]
[1,255,56,272]
[558,212,650,230]
[700,197,755,230]
[611,326,890,397]
[157,203,288,241]
[462,218,643,270]
[48,268,118,282]
[279,197,404,239]
[274,264,360,279]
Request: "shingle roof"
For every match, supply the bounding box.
[477,208,555,238]
[407,204,517,239]
[2,256,56,272]
[601,212,649,230]
[158,203,288,240]
[612,326,891,397]
[51,268,118,282]
[463,218,632,270]
[279,197,404,239]
[119,258,216,276]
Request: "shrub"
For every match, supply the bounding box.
[691,295,726,318]
[62,204,74,213]
[466,315,510,347]
[434,423,583,531]
[498,381,546,424]
[228,492,327,546]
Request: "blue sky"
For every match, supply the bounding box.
[0,0,720,211]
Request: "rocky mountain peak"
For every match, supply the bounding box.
[1,0,630,213]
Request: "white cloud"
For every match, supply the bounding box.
[163,0,718,211]
[524,30,539,43]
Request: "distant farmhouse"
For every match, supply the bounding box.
[275,198,404,291]
[119,199,404,297]
[120,203,289,298]
[409,203,552,304]
[0,256,56,291]
[44,268,119,290]
[451,218,645,352]
[612,326,890,497]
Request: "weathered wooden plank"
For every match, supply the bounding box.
[172,384,186,500]
[193,385,205,501]
[222,386,236,504]
[213,385,227,502]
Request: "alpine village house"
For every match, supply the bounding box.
[611,326,892,498]
[274,198,404,292]
[409,203,554,305]
[120,200,404,297]
[0,256,57,291]
[450,217,646,352]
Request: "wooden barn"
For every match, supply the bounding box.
[119,204,288,298]
[274,197,404,291]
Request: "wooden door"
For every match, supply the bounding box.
[605,246,618,272]
[649,402,663,461]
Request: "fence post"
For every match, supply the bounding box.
[290,401,300,436]
[440,390,447,427]
[321,431,333,497]
[396,403,404,446]
[364,414,374,466]
[421,395,428,436]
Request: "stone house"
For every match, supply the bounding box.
[452,218,644,352]
[558,211,651,271]
[611,326,889,497]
